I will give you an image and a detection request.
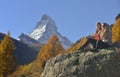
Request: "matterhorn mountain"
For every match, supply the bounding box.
[18,14,73,49]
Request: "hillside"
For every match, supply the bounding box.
[10,48,120,77]
[0,32,42,65]
[9,33,120,77]
[10,35,65,77]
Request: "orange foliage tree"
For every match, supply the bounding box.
[0,32,16,77]
[37,35,64,74]
[112,18,120,43]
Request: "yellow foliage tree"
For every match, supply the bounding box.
[37,35,64,75]
[112,18,120,43]
[0,32,16,77]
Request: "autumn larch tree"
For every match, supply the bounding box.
[112,18,120,43]
[0,32,16,77]
[37,35,64,76]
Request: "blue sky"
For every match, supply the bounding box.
[0,0,120,42]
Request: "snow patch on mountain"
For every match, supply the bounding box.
[29,25,47,40]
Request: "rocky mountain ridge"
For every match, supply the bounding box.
[18,33,39,44]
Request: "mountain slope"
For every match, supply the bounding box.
[10,35,65,77]
[0,32,41,65]
[19,14,73,49]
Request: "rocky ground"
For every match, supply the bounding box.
[41,49,120,77]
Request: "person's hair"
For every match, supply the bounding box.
[97,22,101,26]
[102,23,110,33]
[96,22,102,33]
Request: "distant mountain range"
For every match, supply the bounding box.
[18,14,73,49]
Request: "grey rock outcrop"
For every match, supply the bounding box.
[41,49,120,77]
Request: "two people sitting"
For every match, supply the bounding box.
[79,22,112,50]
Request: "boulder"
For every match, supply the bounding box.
[41,49,120,77]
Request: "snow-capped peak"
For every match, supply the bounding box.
[29,14,58,44]
[19,14,73,49]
